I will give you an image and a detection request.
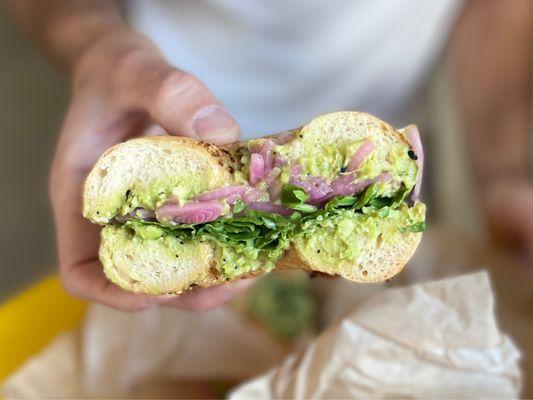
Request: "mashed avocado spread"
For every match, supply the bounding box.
[123,183,425,279]
[275,137,418,199]
[295,203,425,274]
[115,132,425,280]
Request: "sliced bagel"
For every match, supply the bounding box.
[84,112,426,294]
[83,136,236,223]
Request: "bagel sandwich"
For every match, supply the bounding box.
[83,111,426,294]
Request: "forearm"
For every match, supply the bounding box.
[3,0,126,72]
[448,0,533,186]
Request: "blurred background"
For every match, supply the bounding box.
[0,8,68,300]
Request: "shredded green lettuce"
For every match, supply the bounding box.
[124,184,425,278]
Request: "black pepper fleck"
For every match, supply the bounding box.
[125,189,131,197]
[299,134,303,138]
[340,166,347,173]
[408,150,418,160]
[96,211,100,215]
[317,249,321,253]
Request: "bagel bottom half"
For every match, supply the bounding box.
[100,215,422,295]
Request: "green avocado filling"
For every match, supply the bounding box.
[108,132,426,279]
[116,172,220,219]
[295,202,425,274]
[124,182,425,279]
[273,137,418,198]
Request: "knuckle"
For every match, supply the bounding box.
[185,293,228,311]
[155,71,204,105]
[115,47,151,72]
[117,299,151,313]
[59,273,82,299]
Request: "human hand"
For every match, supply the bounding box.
[482,178,533,267]
[49,28,252,311]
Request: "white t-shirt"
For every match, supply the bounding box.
[128,0,464,139]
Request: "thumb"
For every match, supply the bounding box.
[122,59,239,144]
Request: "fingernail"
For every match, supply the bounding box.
[192,106,239,144]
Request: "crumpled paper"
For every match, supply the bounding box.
[231,272,521,398]
[2,272,521,399]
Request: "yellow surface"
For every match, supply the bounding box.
[0,275,87,382]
